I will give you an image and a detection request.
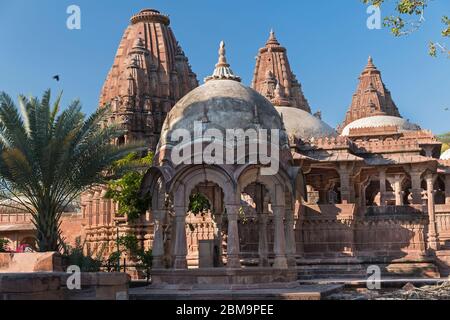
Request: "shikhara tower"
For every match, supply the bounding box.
[338,56,401,133]
[252,31,311,113]
[99,9,198,150]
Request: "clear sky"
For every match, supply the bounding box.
[0,0,449,133]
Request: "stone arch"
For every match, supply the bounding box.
[237,165,292,207]
[171,165,237,207]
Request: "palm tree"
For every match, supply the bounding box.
[0,90,142,252]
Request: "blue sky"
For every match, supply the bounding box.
[0,0,449,133]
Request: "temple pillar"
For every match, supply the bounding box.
[388,175,405,206]
[426,175,439,251]
[152,209,165,269]
[258,212,269,267]
[225,204,241,268]
[285,207,297,267]
[410,170,423,205]
[379,169,387,206]
[173,206,188,269]
[272,205,288,269]
[338,166,352,204]
[445,175,450,205]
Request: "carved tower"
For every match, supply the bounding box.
[251,31,311,113]
[99,9,199,150]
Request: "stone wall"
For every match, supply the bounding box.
[0,272,129,300]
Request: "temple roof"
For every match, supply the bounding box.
[251,31,311,113]
[341,115,420,136]
[276,107,337,142]
[157,42,288,153]
[338,57,401,133]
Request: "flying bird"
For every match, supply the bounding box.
[53,75,60,82]
[444,107,449,111]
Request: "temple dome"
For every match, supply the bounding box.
[276,107,337,141]
[441,149,450,160]
[156,41,288,155]
[341,115,421,136]
[158,79,287,149]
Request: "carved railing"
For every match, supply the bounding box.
[364,205,425,216]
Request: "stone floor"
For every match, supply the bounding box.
[129,282,343,300]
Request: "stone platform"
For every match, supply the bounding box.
[151,267,298,285]
[130,282,343,300]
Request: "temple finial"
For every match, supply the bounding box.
[205,41,241,82]
[266,29,280,46]
[364,55,377,72]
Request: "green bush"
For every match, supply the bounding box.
[0,238,9,252]
[62,237,104,272]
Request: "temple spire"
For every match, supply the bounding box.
[251,31,311,113]
[338,56,401,133]
[205,41,241,82]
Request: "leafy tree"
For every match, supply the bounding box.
[0,238,9,252]
[188,193,211,216]
[438,133,450,154]
[362,0,450,57]
[0,90,142,252]
[104,152,153,222]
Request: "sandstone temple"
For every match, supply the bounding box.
[2,8,450,281]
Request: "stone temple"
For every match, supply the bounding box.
[2,8,450,282]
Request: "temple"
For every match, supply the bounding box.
[2,8,450,281]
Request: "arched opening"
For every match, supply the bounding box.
[186,182,225,268]
[239,182,272,266]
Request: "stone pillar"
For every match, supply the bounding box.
[410,170,423,205]
[152,210,165,269]
[339,168,351,204]
[285,207,297,267]
[258,213,269,267]
[272,205,288,269]
[225,204,241,268]
[445,175,450,205]
[173,206,188,269]
[426,175,439,251]
[389,175,404,206]
[379,169,387,206]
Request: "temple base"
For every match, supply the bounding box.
[151,267,297,285]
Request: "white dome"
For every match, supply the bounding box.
[341,115,420,136]
[441,149,450,160]
[158,79,288,150]
[276,107,337,141]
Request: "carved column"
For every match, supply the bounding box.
[426,175,439,251]
[225,204,241,268]
[410,170,423,205]
[272,205,288,269]
[339,166,351,204]
[258,212,269,267]
[152,209,165,269]
[379,169,387,206]
[445,175,450,205]
[173,206,188,269]
[388,175,405,206]
[285,206,297,267]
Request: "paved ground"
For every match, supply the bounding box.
[129,282,343,300]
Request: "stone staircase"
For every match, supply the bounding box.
[297,264,367,280]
